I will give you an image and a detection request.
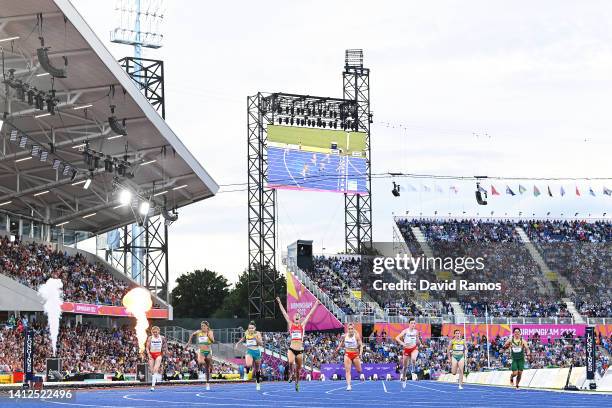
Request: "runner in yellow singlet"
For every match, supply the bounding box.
[447,329,467,390]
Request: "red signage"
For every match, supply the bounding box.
[61,302,169,319]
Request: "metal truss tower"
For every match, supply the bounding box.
[105,215,169,302]
[247,89,362,318]
[247,51,372,317]
[247,93,277,319]
[343,49,372,254]
[108,0,169,304]
[119,57,165,119]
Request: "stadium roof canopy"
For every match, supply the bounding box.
[0,0,218,235]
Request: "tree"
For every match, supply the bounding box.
[171,269,230,317]
[214,267,287,319]
[214,270,248,318]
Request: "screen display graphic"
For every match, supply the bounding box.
[267,125,368,194]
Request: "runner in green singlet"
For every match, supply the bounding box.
[503,328,530,390]
[187,321,215,390]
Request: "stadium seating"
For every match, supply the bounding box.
[522,220,611,317]
[0,323,234,377]
[395,218,612,319]
[0,236,132,306]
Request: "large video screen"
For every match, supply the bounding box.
[266,125,368,194]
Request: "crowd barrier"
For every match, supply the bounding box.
[438,367,592,390]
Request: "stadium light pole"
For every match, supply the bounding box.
[485,305,491,369]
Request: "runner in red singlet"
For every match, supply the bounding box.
[334,322,364,391]
[394,318,421,388]
[276,296,320,392]
[145,326,167,391]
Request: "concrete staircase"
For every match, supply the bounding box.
[410,227,453,281]
[515,227,576,296]
[360,292,388,320]
[410,226,461,317]
[450,300,466,321]
[563,298,585,324]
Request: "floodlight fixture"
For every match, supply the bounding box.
[119,189,132,205]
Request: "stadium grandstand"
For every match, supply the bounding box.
[292,217,610,325]
[0,0,232,386]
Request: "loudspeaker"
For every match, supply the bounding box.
[46,358,61,381]
[475,191,488,205]
[296,241,313,271]
[137,363,149,382]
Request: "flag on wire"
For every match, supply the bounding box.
[506,186,516,196]
[422,185,430,192]
[406,184,417,192]
[547,186,553,197]
[604,187,612,196]
[534,185,541,197]
[589,187,596,196]
[560,186,566,196]
[519,185,527,194]
[435,184,444,193]
[449,186,459,194]
[576,186,581,196]
[491,185,500,196]
[478,184,487,193]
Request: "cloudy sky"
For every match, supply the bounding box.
[72,0,612,286]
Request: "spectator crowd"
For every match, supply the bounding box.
[0,321,235,379]
[395,218,612,319]
[0,236,132,306]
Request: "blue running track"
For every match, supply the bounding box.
[267,146,367,194]
[5,380,610,408]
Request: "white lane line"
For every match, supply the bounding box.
[44,403,138,408]
[382,381,388,393]
[406,382,449,393]
[324,381,366,394]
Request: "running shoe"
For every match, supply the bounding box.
[206,383,210,391]
[402,378,407,389]
[346,384,352,391]
[295,382,299,392]
[459,385,463,390]
[256,383,261,391]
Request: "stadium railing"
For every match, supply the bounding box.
[585,317,612,325]
[162,326,244,344]
[339,315,576,325]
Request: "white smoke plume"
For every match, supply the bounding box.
[122,287,153,353]
[37,278,64,356]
